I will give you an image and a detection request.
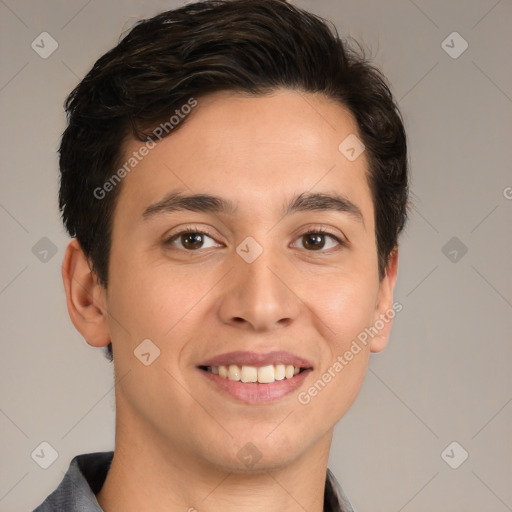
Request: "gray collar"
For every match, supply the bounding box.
[33,451,354,512]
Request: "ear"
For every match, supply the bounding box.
[61,239,111,348]
[370,247,399,353]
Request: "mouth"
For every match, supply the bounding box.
[198,363,309,383]
[197,351,313,404]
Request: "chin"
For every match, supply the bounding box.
[209,428,312,474]
[208,446,301,475]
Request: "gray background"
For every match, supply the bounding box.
[0,0,511,511]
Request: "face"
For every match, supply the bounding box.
[92,89,397,472]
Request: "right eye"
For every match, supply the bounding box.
[164,227,223,251]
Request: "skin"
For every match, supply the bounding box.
[63,88,398,512]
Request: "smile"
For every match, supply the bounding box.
[197,350,313,403]
[200,364,305,383]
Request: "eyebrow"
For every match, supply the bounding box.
[142,191,364,225]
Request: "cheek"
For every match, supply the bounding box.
[298,278,376,422]
[298,349,370,431]
[304,267,379,352]
[106,249,222,348]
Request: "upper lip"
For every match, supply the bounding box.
[199,350,313,369]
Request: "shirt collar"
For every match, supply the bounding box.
[33,451,354,512]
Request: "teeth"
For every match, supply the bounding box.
[240,365,258,383]
[274,364,286,380]
[257,365,274,384]
[206,364,302,383]
[228,364,241,381]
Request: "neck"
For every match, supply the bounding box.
[96,405,333,512]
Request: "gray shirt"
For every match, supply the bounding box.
[33,451,354,512]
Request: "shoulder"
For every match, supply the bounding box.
[32,451,113,512]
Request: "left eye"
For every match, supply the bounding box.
[165,229,343,252]
[291,230,342,251]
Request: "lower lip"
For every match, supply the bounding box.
[199,368,312,404]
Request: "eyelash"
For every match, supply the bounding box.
[164,225,345,253]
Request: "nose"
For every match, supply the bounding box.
[217,244,301,333]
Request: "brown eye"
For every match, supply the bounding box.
[181,232,205,250]
[165,229,220,251]
[302,233,326,250]
[293,229,343,251]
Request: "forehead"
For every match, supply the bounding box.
[114,89,373,226]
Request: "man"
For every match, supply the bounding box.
[34,0,408,510]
